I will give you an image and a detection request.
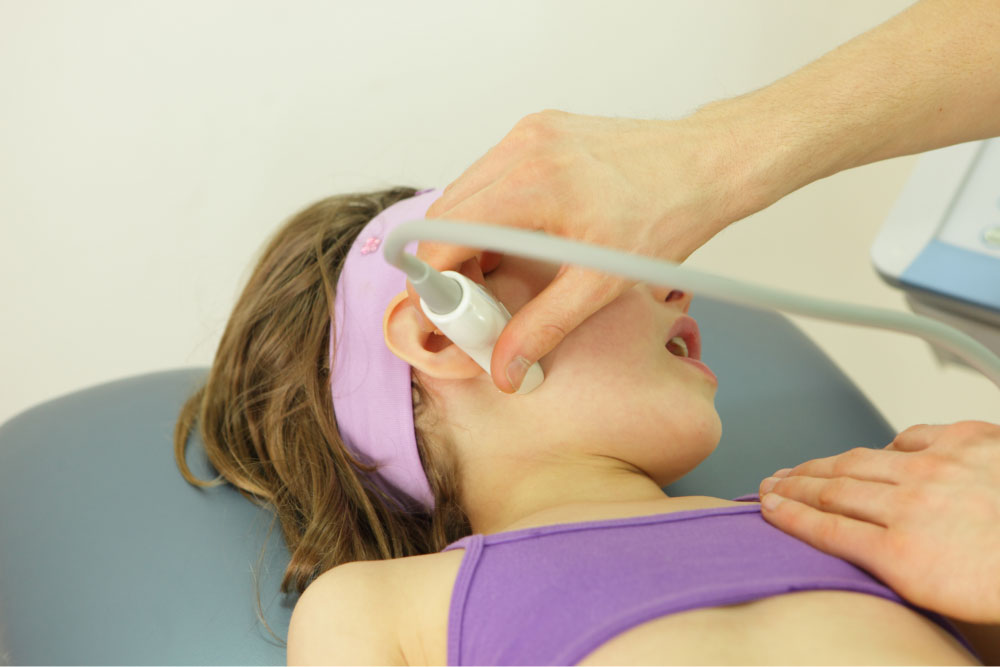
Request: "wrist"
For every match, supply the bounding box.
[690,91,854,214]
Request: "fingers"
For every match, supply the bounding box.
[404,247,505,332]
[404,253,495,334]
[888,423,947,452]
[416,180,542,276]
[458,256,487,286]
[426,116,538,220]
[784,447,907,484]
[415,239,486,274]
[480,251,503,274]
[426,144,514,220]
[759,492,888,577]
[411,180,532,332]
[490,265,633,393]
[411,179,560,357]
[759,475,893,527]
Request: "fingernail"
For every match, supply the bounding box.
[505,356,531,393]
[772,468,793,478]
[759,477,779,495]
[761,493,785,511]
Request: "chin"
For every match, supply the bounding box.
[651,411,722,486]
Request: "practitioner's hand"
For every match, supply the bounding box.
[409,109,776,393]
[758,420,1000,623]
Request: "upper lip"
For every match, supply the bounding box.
[665,315,702,361]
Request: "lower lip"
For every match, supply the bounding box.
[677,356,718,384]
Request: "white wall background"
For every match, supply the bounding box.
[2,0,997,436]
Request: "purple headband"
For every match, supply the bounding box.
[330,188,443,512]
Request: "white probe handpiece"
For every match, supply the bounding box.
[420,270,544,395]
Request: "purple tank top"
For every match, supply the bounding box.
[441,496,974,666]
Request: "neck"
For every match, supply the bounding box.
[459,454,675,536]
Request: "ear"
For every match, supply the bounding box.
[383,291,483,379]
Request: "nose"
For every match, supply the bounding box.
[650,286,692,314]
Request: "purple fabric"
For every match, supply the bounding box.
[442,497,975,665]
[330,188,444,512]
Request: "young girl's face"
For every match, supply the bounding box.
[449,252,722,489]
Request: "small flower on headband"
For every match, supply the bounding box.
[360,236,382,255]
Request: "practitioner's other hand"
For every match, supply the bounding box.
[759,420,1000,623]
[409,109,773,393]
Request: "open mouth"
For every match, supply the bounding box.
[664,316,701,361]
[665,336,689,358]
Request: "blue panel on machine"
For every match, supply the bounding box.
[901,239,1000,313]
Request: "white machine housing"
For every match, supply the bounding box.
[872,138,1000,366]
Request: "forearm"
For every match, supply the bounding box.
[697,0,1000,208]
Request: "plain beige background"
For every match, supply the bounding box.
[2,0,997,443]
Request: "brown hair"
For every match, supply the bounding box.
[173,186,472,642]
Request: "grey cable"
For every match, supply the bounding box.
[396,252,464,314]
[383,218,1000,390]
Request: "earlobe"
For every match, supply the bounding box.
[383,291,483,380]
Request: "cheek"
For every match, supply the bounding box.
[548,292,657,375]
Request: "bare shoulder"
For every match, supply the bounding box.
[381,549,468,666]
[287,559,406,666]
[286,550,467,666]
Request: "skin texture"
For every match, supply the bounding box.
[412,112,764,395]
[403,0,1000,628]
[411,0,1000,395]
[386,255,721,536]
[758,421,1000,625]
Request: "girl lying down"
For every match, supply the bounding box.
[174,187,982,665]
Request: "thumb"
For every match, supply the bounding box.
[407,241,486,332]
[490,265,634,393]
